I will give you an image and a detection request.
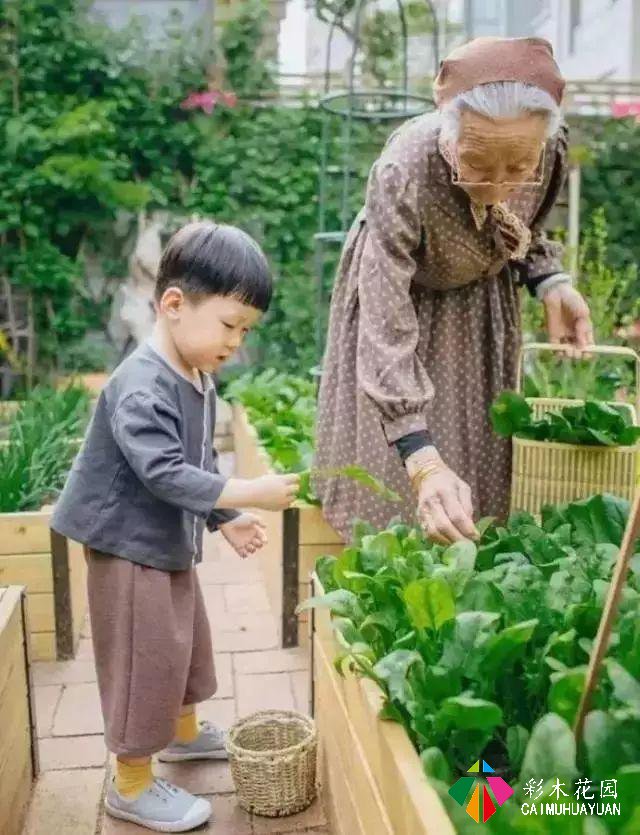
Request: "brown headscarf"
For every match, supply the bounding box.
[434,37,565,259]
[434,37,565,107]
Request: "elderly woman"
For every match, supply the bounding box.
[315,37,593,544]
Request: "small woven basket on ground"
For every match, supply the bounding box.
[226,710,317,817]
[512,343,640,515]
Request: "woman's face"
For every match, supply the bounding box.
[454,110,548,205]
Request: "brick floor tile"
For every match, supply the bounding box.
[251,797,328,834]
[198,558,262,586]
[215,624,279,653]
[234,648,309,675]
[200,582,226,613]
[224,583,270,613]
[39,735,107,771]
[75,638,94,660]
[198,698,238,731]
[23,768,105,835]
[236,673,295,717]
[53,683,103,736]
[201,794,253,834]
[154,760,234,795]
[33,659,97,687]
[34,684,62,738]
[291,671,310,716]
[212,653,234,699]
[81,615,92,638]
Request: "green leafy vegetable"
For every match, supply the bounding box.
[0,385,91,512]
[227,371,401,504]
[491,391,640,447]
[304,492,640,795]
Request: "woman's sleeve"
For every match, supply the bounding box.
[356,160,435,445]
[513,124,570,295]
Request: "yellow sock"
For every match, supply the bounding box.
[175,709,199,744]
[115,758,153,799]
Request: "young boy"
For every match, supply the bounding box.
[52,221,300,832]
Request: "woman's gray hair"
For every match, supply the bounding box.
[439,81,562,145]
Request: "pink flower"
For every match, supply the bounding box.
[611,101,640,121]
[180,90,237,114]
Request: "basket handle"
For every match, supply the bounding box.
[516,342,640,416]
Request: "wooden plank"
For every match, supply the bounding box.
[51,530,73,659]
[0,752,32,835]
[30,632,56,662]
[0,511,52,556]
[1,754,31,835]
[0,554,53,593]
[18,588,39,777]
[0,587,23,664]
[0,604,23,705]
[0,660,30,773]
[316,686,364,835]
[69,538,88,651]
[313,595,455,835]
[282,508,300,648]
[315,636,393,835]
[25,593,55,633]
[0,599,32,835]
[298,505,342,545]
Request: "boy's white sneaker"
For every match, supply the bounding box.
[105,778,212,832]
[158,721,228,762]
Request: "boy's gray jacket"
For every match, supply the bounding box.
[52,343,238,571]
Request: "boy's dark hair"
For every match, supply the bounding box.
[155,221,272,312]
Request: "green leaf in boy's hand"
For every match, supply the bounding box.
[313,465,402,503]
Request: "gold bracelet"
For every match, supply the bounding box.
[409,462,442,493]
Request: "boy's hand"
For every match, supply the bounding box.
[220,513,267,559]
[251,474,300,511]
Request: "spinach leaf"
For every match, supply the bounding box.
[491,391,640,447]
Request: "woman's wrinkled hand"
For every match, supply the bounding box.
[414,461,479,544]
[543,284,594,358]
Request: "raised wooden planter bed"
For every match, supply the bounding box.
[56,371,110,395]
[232,404,343,648]
[312,578,455,835]
[0,586,39,835]
[0,511,86,661]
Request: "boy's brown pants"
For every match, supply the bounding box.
[85,549,217,757]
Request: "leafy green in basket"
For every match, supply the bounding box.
[491,391,640,447]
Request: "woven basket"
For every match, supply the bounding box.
[511,343,640,515]
[226,710,317,817]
